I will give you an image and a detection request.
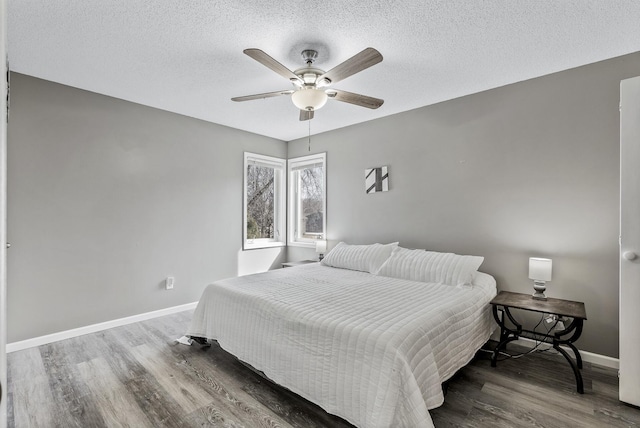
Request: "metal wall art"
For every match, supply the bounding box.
[365,166,389,193]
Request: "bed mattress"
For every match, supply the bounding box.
[187,263,496,428]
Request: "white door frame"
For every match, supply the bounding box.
[0,0,7,425]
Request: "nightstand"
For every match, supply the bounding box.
[490,291,587,393]
[281,260,316,268]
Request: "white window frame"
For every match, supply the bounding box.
[243,152,286,250]
[287,152,326,247]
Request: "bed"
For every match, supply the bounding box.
[187,243,497,428]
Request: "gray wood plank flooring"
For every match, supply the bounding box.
[7,310,640,427]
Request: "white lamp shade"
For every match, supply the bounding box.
[292,88,328,111]
[315,240,327,253]
[529,257,552,281]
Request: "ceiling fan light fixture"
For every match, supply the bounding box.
[291,88,328,111]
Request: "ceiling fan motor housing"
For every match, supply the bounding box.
[293,67,325,85]
[295,50,332,87]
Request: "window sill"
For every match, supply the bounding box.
[243,241,286,251]
[287,242,317,249]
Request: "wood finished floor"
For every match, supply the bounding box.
[6,310,640,428]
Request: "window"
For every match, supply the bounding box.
[243,152,286,249]
[288,153,326,246]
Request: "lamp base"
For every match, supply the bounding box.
[532,280,547,300]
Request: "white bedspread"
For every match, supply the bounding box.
[187,263,496,428]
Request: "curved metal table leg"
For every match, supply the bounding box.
[554,319,584,370]
[554,343,584,394]
[491,336,518,367]
[490,306,522,367]
[564,342,583,370]
[553,318,584,392]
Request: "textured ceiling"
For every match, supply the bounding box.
[8,1,640,141]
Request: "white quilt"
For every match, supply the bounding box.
[187,263,496,428]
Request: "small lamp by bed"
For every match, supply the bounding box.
[316,240,327,261]
[529,257,552,300]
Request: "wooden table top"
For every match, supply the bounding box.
[490,290,587,320]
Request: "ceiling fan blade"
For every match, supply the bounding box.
[299,109,314,121]
[231,90,294,102]
[244,49,303,83]
[328,89,384,109]
[316,48,383,86]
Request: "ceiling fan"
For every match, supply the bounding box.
[231,47,384,121]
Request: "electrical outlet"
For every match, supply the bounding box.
[165,276,175,290]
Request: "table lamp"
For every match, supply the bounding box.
[529,257,552,300]
[316,240,327,261]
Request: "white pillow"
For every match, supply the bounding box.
[376,247,484,286]
[321,242,398,274]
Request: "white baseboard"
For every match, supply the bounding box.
[513,336,619,370]
[6,302,198,353]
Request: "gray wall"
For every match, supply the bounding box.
[10,50,640,357]
[289,52,640,358]
[7,73,287,342]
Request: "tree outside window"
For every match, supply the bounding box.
[288,153,326,246]
[244,153,285,249]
